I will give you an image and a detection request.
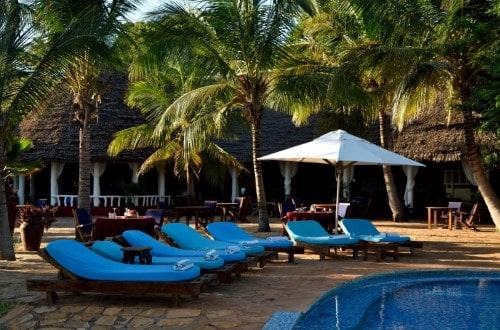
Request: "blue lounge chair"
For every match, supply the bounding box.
[339,219,410,243]
[122,229,245,263]
[162,222,265,256]
[91,240,225,270]
[285,220,359,260]
[206,222,293,248]
[47,239,200,281]
[26,239,218,306]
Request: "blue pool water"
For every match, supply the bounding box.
[264,269,500,330]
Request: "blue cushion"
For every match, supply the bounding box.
[286,220,358,246]
[123,230,245,263]
[340,219,410,243]
[162,222,263,256]
[91,240,224,270]
[207,222,293,248]
[46,240,200,282]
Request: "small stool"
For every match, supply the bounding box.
[362,242,399,262]
[121,246,153,264]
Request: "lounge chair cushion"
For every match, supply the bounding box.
[46,240,201,282]
[340,218,410,242]
[91,240,224,270]
[285,220,358,246]
[123,229,245,263]
[206,222,293,248]
[162,222,264,255]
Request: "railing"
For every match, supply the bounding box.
[52,195,173,208]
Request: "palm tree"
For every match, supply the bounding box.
[339,0,500,227]
[137,0,319,231]
[34,0,141,213]
[109,24,246,204]
[0,0,98,260]
[287,0,408,220]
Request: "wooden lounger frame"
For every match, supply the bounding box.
[264,246,305,263]
[27,248,217,306]
[294,243,360,261]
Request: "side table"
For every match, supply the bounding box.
[121,246,153,264]
[362,242,399,262]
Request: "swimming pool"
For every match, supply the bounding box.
[263,269,500,329]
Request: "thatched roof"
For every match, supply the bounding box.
[18,73,319,165]
[392,106,499,163]
[19,73,151,163]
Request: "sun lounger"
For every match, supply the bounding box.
[122,229,246,263]
[340,218,422,255]
[91,240,225,270]
[285,220,360,260]
[162,223,265,256]
[206,222,304,262]
[26,239,217,306]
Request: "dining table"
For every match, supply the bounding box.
[216,202,239,221]
[91,216,155,241]
[284,211,336,235]
[426,206,455,230]
[171,206,210,230]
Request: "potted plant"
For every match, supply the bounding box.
[16,204,58,251]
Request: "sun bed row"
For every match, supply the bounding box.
[27,219,421,305]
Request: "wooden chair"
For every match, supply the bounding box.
[454,203,480,231]
[228,197,252,223]
[441,201,462,227]
[72,208,95,242]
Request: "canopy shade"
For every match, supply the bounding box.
[259,130,425,168]
[259,130,425,233]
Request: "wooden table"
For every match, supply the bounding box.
[121,246,153,264]
[362,242,399,262]
[285,211,335,234]
[172,206,210,229]
[310,204,335,212]
[426,206,454,230]
[92,216,155,240]
[216,202,239,221]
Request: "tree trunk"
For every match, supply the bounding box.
[186,168,196,206]
[379,111,405,221]
[78,123,91,213]
[0,174,16,260]
[463,112,500,229]
[252,122,270,232]
[0,132,16,259]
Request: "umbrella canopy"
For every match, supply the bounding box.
[259,130,425,233]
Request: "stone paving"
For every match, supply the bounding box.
[0,216,499,329]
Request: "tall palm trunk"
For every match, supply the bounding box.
[379,111,405,221]
[186,168,196,205]
[78,125,91,212]
[462,112,500,228]
[250,111,270,232]
[0,138,15,260]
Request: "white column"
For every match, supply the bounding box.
[279,161,298,197]
[91,162,107,206]
[342,166,355,200]
[129,162,139,206]
[402,165,418,208]
[50,162,65,205]
[229,167,240,202]
[157,164,166,200]
[17,175,25,205]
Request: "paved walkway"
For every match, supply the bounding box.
[1,216,499,329]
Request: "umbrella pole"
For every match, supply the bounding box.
[334,165,343,234]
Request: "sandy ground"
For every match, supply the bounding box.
[0,216,499,329]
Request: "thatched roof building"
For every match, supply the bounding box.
[392,106,499,163]
[19,73,151,163]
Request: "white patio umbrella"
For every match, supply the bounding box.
[258,129,425,233]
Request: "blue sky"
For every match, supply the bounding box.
[131,0,164,21]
